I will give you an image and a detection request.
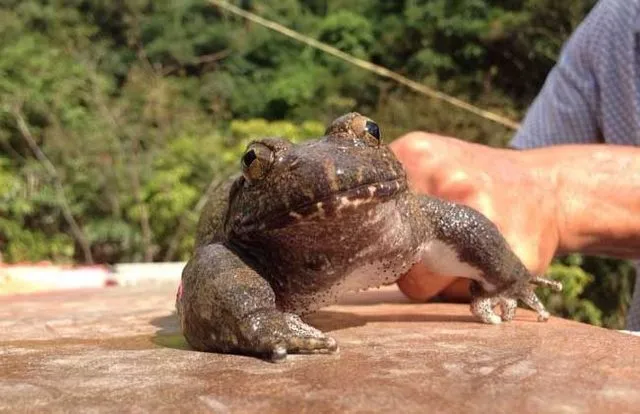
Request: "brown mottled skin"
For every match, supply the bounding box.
[176,113,562,362]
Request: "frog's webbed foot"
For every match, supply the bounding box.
[524,275,562,321]
[470,280,558,324]
[469,281,518,324]
[517,288,550,322]
[177,243,337,362]
[241,310,338,362]
[417,198,562,325]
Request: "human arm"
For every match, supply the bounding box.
[390,135,640,301]
[524,144,640,258]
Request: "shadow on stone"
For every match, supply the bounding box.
[305,309,476,332]
[150,311,180,334]
[148,305,477,352]
[150,312,191,351]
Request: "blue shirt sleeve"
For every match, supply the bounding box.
[510,1,610,149]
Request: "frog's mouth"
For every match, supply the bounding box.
[236,178,407,232]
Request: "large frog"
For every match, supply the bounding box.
[176,113,562,362]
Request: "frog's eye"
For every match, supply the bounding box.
[241,143,273,182]
[241,149,257,169]
[364,120,381,143]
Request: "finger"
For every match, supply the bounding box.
[396,263,458,301]
[439,278,472,302]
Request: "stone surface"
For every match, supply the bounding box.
[1,283,640,413]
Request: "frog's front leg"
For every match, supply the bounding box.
[416,197,562,324]
[177,243,337,362]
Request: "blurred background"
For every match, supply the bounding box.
[0,0,634,328]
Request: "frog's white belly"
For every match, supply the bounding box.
[338,201,416,293]
[420,240,482,279]
[340,239,494,296]
[340,258,414,294]
[419,239,494,291]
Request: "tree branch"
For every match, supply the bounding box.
[161,49,232,76]
[129,135,155,262]
[12,109,94,264]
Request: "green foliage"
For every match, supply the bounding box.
[537,254,636,329]
[580,256,636,329]
[317,10,374,60]
[0,157,75,262]
[229,118,323,148]
[538,254,603,326]
[0,0,633,328]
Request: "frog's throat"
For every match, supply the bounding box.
[237,178,407,232]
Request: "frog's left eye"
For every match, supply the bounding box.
[241,149,257,168]
[364,120,381,143]
[241,143,274,182]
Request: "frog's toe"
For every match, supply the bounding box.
[267,334,338,362]
[271,345,288,363]
[286,334,339,354]
[326,336,339,352]
[531,275,563,292]
[485,313,502,325]
[282,314,338,353]
[517,288,552,322]
[537,310,550,322]
[252,313,337,362]
[240,310,338,361]
[470,296,502,325]
[499,297,518,322]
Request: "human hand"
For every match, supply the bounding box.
[390,132,560,302]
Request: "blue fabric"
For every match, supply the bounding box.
[510,0,640,330]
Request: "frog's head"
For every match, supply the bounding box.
[226,113,407,237]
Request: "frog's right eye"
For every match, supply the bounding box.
[364,120,381,143]
[241,143,273,182]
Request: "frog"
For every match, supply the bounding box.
[176,112,562,362]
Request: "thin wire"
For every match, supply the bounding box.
[209,0,521,130]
